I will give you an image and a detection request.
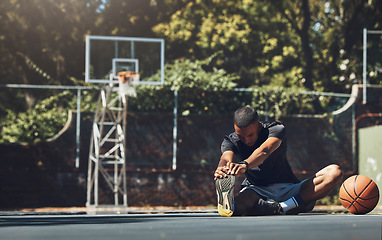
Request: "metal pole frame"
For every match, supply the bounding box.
[86,83,128,207]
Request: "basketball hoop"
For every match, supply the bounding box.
[117,71,140,97]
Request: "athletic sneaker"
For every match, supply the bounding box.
[215,174,235,217]
[256,198,284,216]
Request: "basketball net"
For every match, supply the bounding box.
[116,71,140,98]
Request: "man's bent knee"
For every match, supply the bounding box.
[325,164,343,183]
[302,164,343,202]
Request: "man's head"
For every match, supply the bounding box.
[234,107,261,147]
[234,106,259,128]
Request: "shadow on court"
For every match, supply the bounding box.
[0,214,217,227]
[0,213,381,240]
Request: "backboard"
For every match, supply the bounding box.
[85,35,164,85]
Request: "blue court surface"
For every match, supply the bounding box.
[0,212,381,240]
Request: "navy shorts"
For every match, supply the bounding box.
[240,179,316,213]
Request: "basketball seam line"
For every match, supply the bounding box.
[352,179,377,211]
[358,195,379,200]
[347,178,375,213]
[342,184,359,213]
[354,180,373,202]
[342,185,355,201]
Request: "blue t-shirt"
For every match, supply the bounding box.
[221,121,300,186]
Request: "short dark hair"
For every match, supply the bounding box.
[234,107,259,128]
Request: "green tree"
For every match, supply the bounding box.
[129,55,240,114]
[0,0,186,113]
[98,0,188,37]
[0,90,75,143]
[1,0,382,126]
[0,0,101,111]
[153,0,382,111]
[152,0,307,89]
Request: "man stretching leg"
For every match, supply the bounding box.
[214,106,343,216]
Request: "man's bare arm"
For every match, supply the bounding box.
[228,137,282,175]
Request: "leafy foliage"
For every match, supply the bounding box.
[153,0,382,94]
[129,56,318,118]
[1,0,381,142]
[0,88,98,143]
[0,56,321,143]
[128,55,239,114]
[1,91,74,143]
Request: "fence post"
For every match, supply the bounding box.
[363,28,367,104]
[75,89,81,168]
[172,90,178,170]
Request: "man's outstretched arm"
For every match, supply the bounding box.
[228,137,282,175]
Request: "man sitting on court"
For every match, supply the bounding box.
[214,106,343,216]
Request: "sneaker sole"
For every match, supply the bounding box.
[215,175,235,217]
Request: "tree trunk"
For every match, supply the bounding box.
[300,0,323,112]
[300,0,314,91]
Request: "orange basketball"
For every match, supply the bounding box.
[339,175,379,214]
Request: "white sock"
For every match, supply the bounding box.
[279,197,299,212]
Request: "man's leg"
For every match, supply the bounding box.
[299,164,343,203]
[216,177,278,216]
[234,189,284,216]
[233,188,262,216]
[242,164,343,215]
[278,164,342,214]
[279,164,343,214]
[217,164,342,216]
